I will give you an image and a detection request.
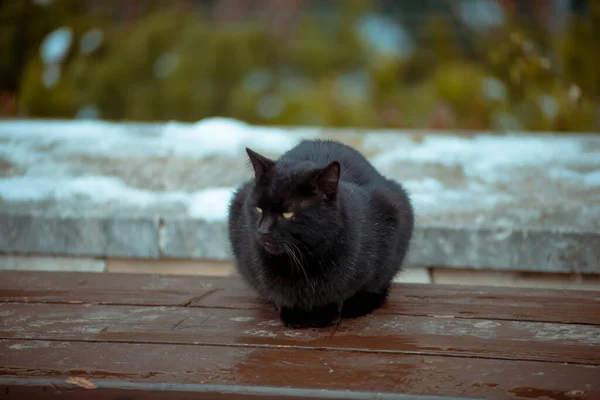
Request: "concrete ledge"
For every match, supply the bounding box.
[161,219,230,259]
[2,213,598,273]
[1,119,599,273]
[412,225,599,273]
[0,214,161,259]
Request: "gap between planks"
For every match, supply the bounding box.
[2,272,599,325]
[2,297,599,326]
[7,298,599,326]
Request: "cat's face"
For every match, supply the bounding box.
[245,148,342,256]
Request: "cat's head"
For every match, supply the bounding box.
[244,147,343,256]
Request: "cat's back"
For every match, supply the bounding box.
[280,139,384,186]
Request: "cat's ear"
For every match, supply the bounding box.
[246,147,274,181]
[313,161,340,196]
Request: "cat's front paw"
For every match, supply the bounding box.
[280,307,312,328]
[310,303,341,328]
[280,304,341,328]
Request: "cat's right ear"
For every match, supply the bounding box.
[246,148,274,181]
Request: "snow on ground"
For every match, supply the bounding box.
[364,133,600,218]
[0,117,314,162]
[400,177,514,217]
[1,117,599,222]
[0,117,313,221]
[366,134,600,185]
[0,175,236,222]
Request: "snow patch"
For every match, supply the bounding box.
[583,170,600,188]
[403,178,515,215]
[162,117,307,156]
[368,135,599,184]
[0,117,316,221]
[548,167,600,188]
[188,187,236,222]
[0,117,314,160]
[0,175,235,221]
[2,118,598,223]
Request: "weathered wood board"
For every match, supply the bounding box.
[0,271,598,399]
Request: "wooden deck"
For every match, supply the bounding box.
[0,271,598,399]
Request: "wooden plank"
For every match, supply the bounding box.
[192,280,600,325]
[1,340,598,399]
[0,271,213,306]
[2,271,600,324]
[1,303,598,365]
[430,268,600,291]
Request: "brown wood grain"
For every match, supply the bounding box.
[0,271,215,306]
[192,280,600,325]
[1,272,600,399]
[1,303,598,365]
[2,271,599,324]
[1,340,598,400]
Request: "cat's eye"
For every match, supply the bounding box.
[255,207,263,213]
[282,212,294,219]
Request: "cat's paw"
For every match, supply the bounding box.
[280,307,312,329]
[341,288,388,318]
[280,304,342,328]
[310,303,342,328]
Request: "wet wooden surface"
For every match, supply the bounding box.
[0,271,599,399]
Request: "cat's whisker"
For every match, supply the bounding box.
[284,241,309,282]
[286,243,302,270]
[290,239,309,269]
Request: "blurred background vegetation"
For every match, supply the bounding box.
[0,0,598,131]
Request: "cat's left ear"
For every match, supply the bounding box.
[314,161,340,196]
[246,148,274,181]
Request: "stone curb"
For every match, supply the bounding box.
[1,212,597,273]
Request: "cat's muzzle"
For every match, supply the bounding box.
[259,235,284,255]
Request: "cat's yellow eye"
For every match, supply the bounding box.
[255,207,263,214]
[282,212,294,219]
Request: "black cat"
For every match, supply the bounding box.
[228,139,414,328]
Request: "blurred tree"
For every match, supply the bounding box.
[0,0,83,93]
[3,0,598,131]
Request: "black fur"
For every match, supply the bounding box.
[227,139,414,328]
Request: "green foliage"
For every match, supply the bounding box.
[0,0,84,92]
[558,2,600,101]
[5,1,599,131]
[19,57,77,117]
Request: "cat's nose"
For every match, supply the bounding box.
[258,226,270,237]
[258,232,272,242]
